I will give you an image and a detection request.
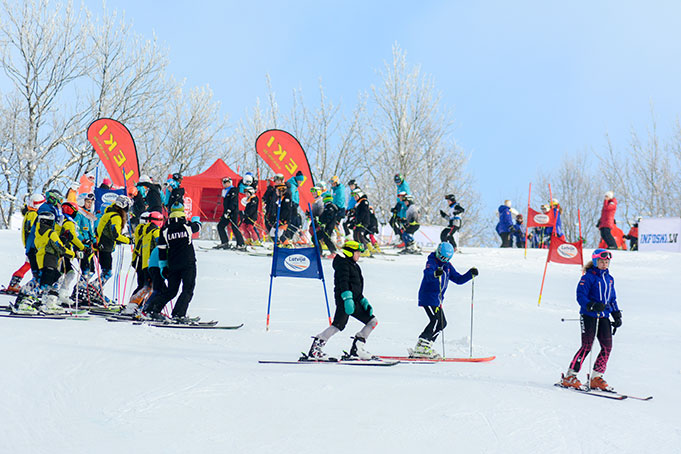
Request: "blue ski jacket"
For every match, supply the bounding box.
[495,205,513,234]
[332,184,346,209]
[577,264,619,318]
[396,180,411,217]
[418,252,473,307]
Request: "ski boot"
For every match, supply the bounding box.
[40,292,66,314]
[559,371,582,389]
[304,337,329,361]
[589,373,614,391]
[11,296,40,315]
[409,338,442,359]
[344,336,373,360]
[6,274,22,294]
[171,315,201,324]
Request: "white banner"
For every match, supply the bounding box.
[638,217,681,252]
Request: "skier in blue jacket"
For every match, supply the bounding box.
[560,249,622,391]
[495,200,514,248]
[410,242,478,358]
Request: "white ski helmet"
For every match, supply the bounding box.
[114,195,132,210]
[30,193,46,210]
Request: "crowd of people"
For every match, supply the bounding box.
[494,191,639,251]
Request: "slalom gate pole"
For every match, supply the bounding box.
[93,250,108,308]
[537,257,549,307]
[469,277,475,358]
[265,199,282,331]
[308,204,332,325]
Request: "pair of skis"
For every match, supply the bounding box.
[260,354,496,367]
[554,383,652,401]
[104,314,243,330]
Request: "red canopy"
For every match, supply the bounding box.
[182,159,267,223]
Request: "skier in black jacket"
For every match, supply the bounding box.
[144,204,201,322]
[351,189,371,248]
[137,175,164,213]
[217,177,245,250]
[306,240,378,360]
[439,194,464,250]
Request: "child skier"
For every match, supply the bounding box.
[439,194,464,251]
[559,249,622,391]
[306,240,378,360]
[5,194,45,294]
[410,242,478,358]
[95,195,132,287]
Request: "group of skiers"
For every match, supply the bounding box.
[5,172,205,322]
[495,191,639,251]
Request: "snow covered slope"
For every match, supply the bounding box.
[1,230,679,453]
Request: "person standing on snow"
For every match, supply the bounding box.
[597,191,618,249]
[5,194,45,294]
[143,204,202,322]
[399,194,421,254]
[329,176,346,226]
[559,249,622,391]
[439,194,464,251]
[306,241,378,360]
[512,214,526,248]
[410,242,478,358]
[217,177,246,250]
[495,200,514,248]
[95,195,132,287]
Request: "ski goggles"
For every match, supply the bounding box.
[593,250,612,260]
[84,193,95,201]
[222,178,232,184]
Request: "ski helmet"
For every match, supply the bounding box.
[435,242,455,262]
[172,172,183,182]
[330,175,340,185]
[592,248,612,265]
[394,173,404,184]
[45,189,64,206]
[445,194,456,203]
[140,212,151,224]
[138,174,152,184]
[61,201,79,218]
[245,186,256,195]
[341,240,364,258]
[273,173,284,182]
[37,211,56,226]
[243,174,254,185]
[30,193,46,210]
[222,177,232,185]
[347,179,357,187]
[148,211,164,227]
[114,195,131,210]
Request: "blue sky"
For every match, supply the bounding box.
[33,1,681,212]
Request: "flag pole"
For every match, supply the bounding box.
[308,203,332,326]
[538,255,550,307]
[265,197,282,331]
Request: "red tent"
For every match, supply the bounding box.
[182,159,268,223]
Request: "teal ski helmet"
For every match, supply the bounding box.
[435,242,455,262]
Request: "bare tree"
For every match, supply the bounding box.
[365,44,481,243]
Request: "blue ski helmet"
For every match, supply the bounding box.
[435,242,455,262]
[592,248,612,264]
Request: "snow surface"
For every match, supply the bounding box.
[1,230,680,454]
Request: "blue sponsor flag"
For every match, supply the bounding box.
[94,187,125,214]
[272,246,323,279]
[266,201,331,330]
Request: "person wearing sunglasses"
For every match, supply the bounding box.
[560,248,622,391]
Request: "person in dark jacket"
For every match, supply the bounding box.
[560,248,622,391]
[512,214,527,248]
[410,242,477,358]
[306,241,378,360]
[439,194,464,250]
[144,204,202,322]
[315,193,339,256]
[351,189,371,248]
[137,175,164,213]
[495,200,514,248]
[163,172,185,210]
[241,186,261,245]
[274,182,296,244]
[216,177,245,250]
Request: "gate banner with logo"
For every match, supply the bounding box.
[526,206,556,228]
[266,202,331,330]
[87,118,140,191]
[638,217,681,252]
[94,187,126,215]
[546,236,583,265]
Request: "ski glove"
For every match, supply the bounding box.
[586,301,606,312]
[223,211,231,219]
[469,267,479,277]
[439,210,448,219]
[341,290,354,315]
[611,310,622,334]
[435,267,444,277]
[359,297,373,317]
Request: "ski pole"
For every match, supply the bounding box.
[586,316,599,390]
[438,274,446,358]
[561,318,580,322]
[469,277,475,358]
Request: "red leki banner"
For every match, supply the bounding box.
[255,129,315,208]
[87,118,140,190]
[526,206,556,228]
[547,235,583,265]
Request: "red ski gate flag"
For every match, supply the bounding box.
[255,130,315,209]
[526,206,555,228]
[87,118,140,190]
[547,235,584,265]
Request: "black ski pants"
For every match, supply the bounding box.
[331,299,374,331]
[499,232,512,248]
[569,314,613,374]
[145,265,196,318]
[599,227,618,249]
[218,215,244,246]
[441,226,460,249]
[419,306,447,342]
